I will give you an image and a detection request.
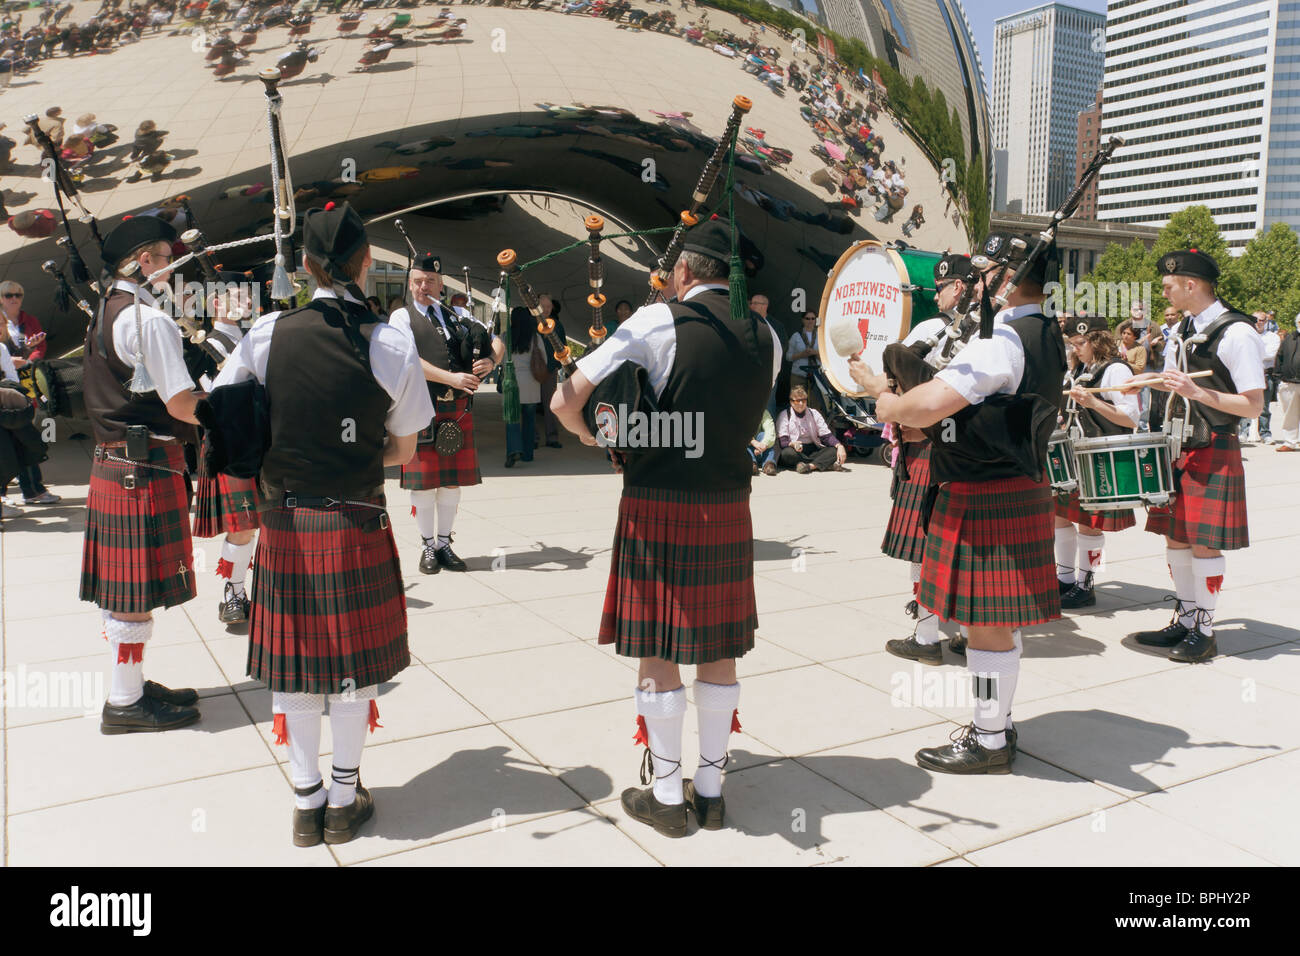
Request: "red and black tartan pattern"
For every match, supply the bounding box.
[1144,434,1248,551]
[1054,489,1135,532]
[881,441,932,563]
[399,398,481,489]
[247,497,411,694]
[920,476,1060,627]
[80,443,197,613]
[192,467,261,538]
[599,486,757,664]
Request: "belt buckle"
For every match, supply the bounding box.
[284,495,297,509]
[122,473,136,490]
[378,513,389,530]
[323,497,340,509]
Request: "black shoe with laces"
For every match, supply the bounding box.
[144,680,198,707]
[620,785,687,837]
[886,634,943,665]
[1058,578,1075,596]
[292,781,326,848]
[915,723,1012,775]
[323,782,375,845]
[218,581,250,624]
[684,779,725,830]
[101,694,200,735]
[419,538,441,574]
[948,633,967,656]
[435,536,467,572]
[1170,627,1217,663]
[1060,582,1096,609]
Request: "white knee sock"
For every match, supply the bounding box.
[221,538,256,596]
[1076,533,1104,587]
[968,645,1020,750]
[635,685,686,805]
[272,692,326,809]
[327,697,372,808]
[693,680,741,798]
[105,617,151,706]
[1167,547,1196,628]
[1192,556,1225,637]
[1055,526,1077,584]
[435,486,461,546]
[410,489,438,539]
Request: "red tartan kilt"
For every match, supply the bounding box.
[881,441,931,563]
[193,467,262,538]
[1144,433,1248,550]
[400,400,481,489]
[248,498,410,694]
[599,486,757,664]
[1054,489,1135,532]
[920,476,1059,627]
[80,443,197,613]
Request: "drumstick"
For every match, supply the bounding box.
[1064,369,1212,395]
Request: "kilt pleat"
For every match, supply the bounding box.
[399,399,481,489]
[881,441,932,563]
[1144,433,1248,550]
[920,476,1059,627]
[599,486,757,664]
[247,498,410,694]
[193,468,261,538]
[80,443,197,613]
[1054,489,1136,532]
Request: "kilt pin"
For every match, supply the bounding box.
[80,442,197,613]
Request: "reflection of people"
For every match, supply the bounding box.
[538,295,565,449]
[505,306,543,467]
[550,218,781,837]
[1134,251,1263,663]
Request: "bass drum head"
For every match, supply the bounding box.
[817,240,913,398]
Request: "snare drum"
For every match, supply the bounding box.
[1073,432,1174,512]
[1045,430,1077,493]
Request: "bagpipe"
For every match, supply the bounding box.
[493,95,754,453]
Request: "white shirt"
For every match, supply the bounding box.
[576,283,782,398]
[1077,360,1138,428]
[0,342,16,381]
[935,303,1041,404]
[389,297,458,344]
[1161,300,1266,392]
[903,315,948,348]
[786,327,817,376]
[107,279,203,404]
[511,337,544,406]
[212,288,433,437]
[1260,329,1281,370]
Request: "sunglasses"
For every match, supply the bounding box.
[2,293,22,299]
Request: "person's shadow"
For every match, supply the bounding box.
[462,542,607,572]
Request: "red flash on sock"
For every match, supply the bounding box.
[215,558,234,579]
[272,713,288,746]
[633,715,649,747]
[1207,575,1223,595]
[912,582,920,597]
[731,709,742,733]
[1088,550,1102,568]
[410,505,417,517]
[116,643,144,664]
[368,699,383,733]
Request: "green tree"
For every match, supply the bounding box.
[962,151,989,251]
[1080,240,1157,325]
[1230,222,1300,315]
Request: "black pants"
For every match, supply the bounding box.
[779,444,837,471]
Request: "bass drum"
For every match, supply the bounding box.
[816,240,941,398]
[33,359,87,420]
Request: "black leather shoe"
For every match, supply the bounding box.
[435,540,467,572]
[504,453,521,468]
[683,779,724,830]
[323,783,375,845]
[1058,578,1075,596]
[1170,628,1217,663]
[418,540,441,575]
[620,785,687,837]
[949,633,967,656]
[218,582,250,624]
[143,680,198,707]
[101,695,200,735]
[546,440,563,449]
[915,724,1011,775]
[1060,583,1096,609]
[1132,619,1189,647]
[293,805,326,847]
[1007,725,1018,762]
[886,635,943,666]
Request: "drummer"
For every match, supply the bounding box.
[1054,314,1139,609]
[1131,250,1264,663]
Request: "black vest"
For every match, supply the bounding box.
[260,299,390,499]
[83,288,195,445]
[1175,307,1254,430]
[927,311,1067,484]
[622,289,775,492]
[1076,358,1133,437]
[1278,333,1300,384]
[406,301,465,404]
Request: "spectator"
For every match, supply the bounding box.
[776,386,845,472]
[748,293,768,318]
[901,204,924,238]
[128,119,165,161]
[537,294,565,449]
[1276,322,1300,452]
[23,105,64,149]
[1244,311,1280,443]
[386,295,404,316]
[786,310,818,393]
[1116,319,1146,373]
[607,298,633,338]
[364,295,387,319]
[0,289,57,506]
[505,306,543,467]
[749,407,777,475]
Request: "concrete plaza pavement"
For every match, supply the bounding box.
[2,397,1298,866]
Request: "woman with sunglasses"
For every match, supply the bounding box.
[0,280,58,505]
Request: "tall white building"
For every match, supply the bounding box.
[991,3,1105,214]
[1097,0,1277,252]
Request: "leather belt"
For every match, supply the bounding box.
[93,444,185,490]
[280,490,389,531]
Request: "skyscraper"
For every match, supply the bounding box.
[1096,0,1274,252]
[991,3,1105,215]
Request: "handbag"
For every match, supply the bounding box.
[529,335,548,384]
